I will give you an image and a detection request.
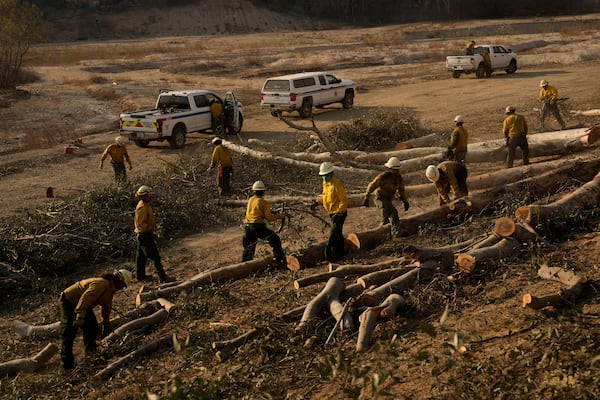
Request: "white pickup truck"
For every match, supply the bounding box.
[119,90,243,148]
[446,45,517,79]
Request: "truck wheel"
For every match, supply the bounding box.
[452,71,461,79]
[342,91,354,109]
[505,59,517,74]
[169,126,186,149]
[475,63,485,79]
[134,139,150,148]
[227,113,244,135]
[299,98,313,118]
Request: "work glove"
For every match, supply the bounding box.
[331,213,343,225]
[363,197,369,207]
[310,201,319,211]
[403,200,410,212]
[505,137,510,147]
[73,319,85,328]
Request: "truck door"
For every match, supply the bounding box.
[195,94,214,131]
[325,74,344,105]
[490,46,509,69]
[224,92,240,132]
[317,74,333,104]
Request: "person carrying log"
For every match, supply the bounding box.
[99,136,132,184]
[502,105,529,168]
[134,185,172,283]
[207,136,233,196]
[425,161,468,206]
[363,157,410,238]
[311,162,348,262]
[448,115,468,164]
[539,79,566,131]
[59,269,132,370]
[242,180,287,268]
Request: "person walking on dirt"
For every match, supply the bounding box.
[134,185,171,283]
[59,269,132,370]
[502,105,529,168]
[311,162,348,262]
[363,157,410,238]
[242,181,286,267]
[207,136,233,196]
[448,115,468,164]
[210,99,224,133]
[539,80,566,130]
[425,161,469,206]
[100,136,132,183]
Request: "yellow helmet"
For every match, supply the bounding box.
[425,165,440,182]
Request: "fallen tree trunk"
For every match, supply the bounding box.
[287,237,360,271]
[0,343,58,378]
[355,146,446,163]
[11,320,60,339]
[515,170,600,225]
[493,217,538,242]
[247,138,366,163]
[357,265,417,289]
[103,308,169,344]
[213,328,264,362]
[356,294,406,352]
[521,261,588,310]
[295,277,345,335]
[455,238,521,273]
[394,133,444,150]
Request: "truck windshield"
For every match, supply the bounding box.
[263,80,290,91]
[157,95,191,110]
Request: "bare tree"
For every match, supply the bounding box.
[0,0,42,89]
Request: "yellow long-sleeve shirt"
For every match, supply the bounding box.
[539,85,559,102]
[244,195,281,224]
[502,114,528,137]
[63,277,117,323]
[210,144,233,168]
[134,200,155,233]
[100,144,131,165]
[450,126,468,152]
[317,176,348,215]
[436,161,466,203]
[365,171,407,201]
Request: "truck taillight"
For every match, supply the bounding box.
[260,92,264,101]
[118,117,123,129]
[290,93,297,101]
[157,118,164,133]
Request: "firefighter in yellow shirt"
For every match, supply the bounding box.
[311,162,348,262]
[210,99,224,133]
[100,136,132,183]
[448,115,468,164]
[425,161,469,206]
[242,181,286,267]
[539,79,566,130]
[59,269,132,370]
[502,105,529,168]
[208,136,234,196]
[363,157,409,238]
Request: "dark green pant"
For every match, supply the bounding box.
[242,223,286,266]
[111,162,126,183]
[59,294,98,369]
[136,232,167,280]
[326,212,347,262]
[506,135,529,168]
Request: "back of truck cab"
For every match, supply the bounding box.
[260,73,314,113]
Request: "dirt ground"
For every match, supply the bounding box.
[1,9,600,399]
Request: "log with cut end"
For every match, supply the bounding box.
[455,238,521,273]
[295,277,345,334]
[103,308,169,344]
[515,170,600,225]
[287,236,360,271]
[294,260,404,290]
[394,133,444,150]
[356,294,406,352]
[522,283,586,310]
[493,217,538,242]
[0,343,58,377]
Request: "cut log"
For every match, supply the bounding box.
[403,245,455,263]
[522,283,586,310]
[0,343,58,378]
[328,258,404,272]
[456,238,521,273]
[295,277,345,334]
[103,308,169,344]
[394,133,444,150]
[11,320,60,339]
[340,283,365,301]
[356,146,446,163]
[294,260,404,290]
[359,258,451,306]
[515,171,600,225]
[329,298,353,331]
[357,265,417,289]
[287,236,358,271]
[356,294,406,352]
[247,138,366,163]
[493,217,539,242]
[94,333,174,382]
[470,234,502,250]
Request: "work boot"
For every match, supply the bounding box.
[159,275,175,283]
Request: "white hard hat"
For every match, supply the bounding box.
[384,157,402,170]
[252,180,266,191]
[425,165,440,182]
[319,162,335,176]
[115,136,125,145]
[136,185,152,196]
[212,136,222,144]
[453,115,464,123]
[540,79,549,87]
[505,105,516,114]
[116,269,133,287]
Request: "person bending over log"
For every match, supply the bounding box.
[425,161,469,206]
[242,180,287,268]
[311,162,348,262]
[59,269,132,370]
[363,157,410,238]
